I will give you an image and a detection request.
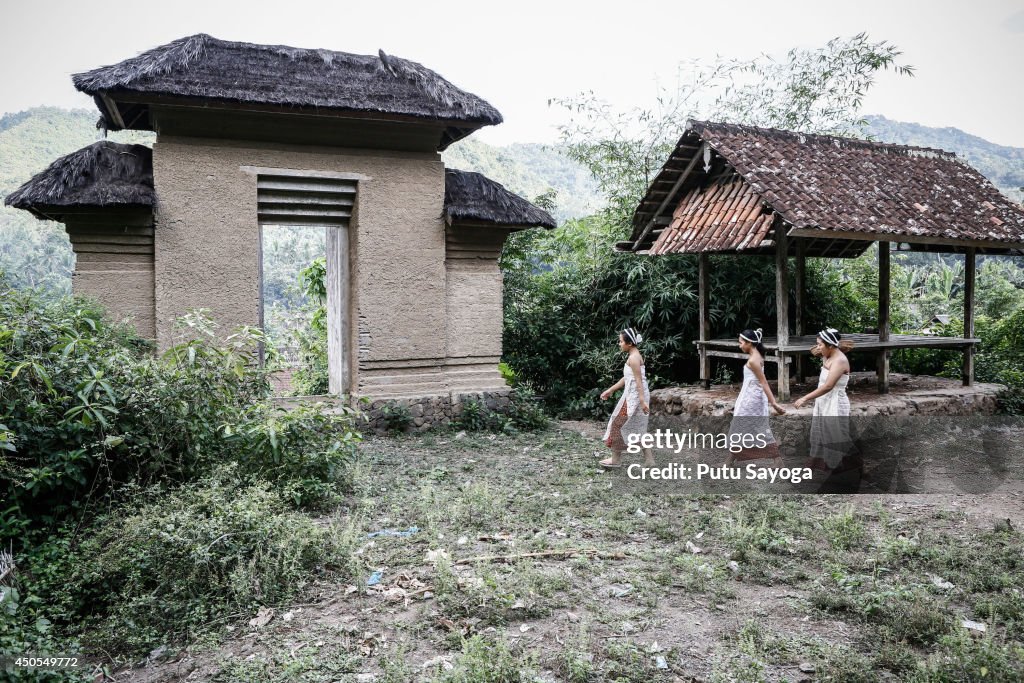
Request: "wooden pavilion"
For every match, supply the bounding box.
[617,121,1024,401]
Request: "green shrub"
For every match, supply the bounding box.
[289,258,329,396]
[227,403,361,508]
[430,636,534,682]
[453,390,549,434]
[290,322,329,396]
[498,361,517,386]
[454,397,493,432]
[68,468,360,655]
[911,633,1024,682]
[378,403,413,434]
[507,386,550,431]
[501,223,864,418]
[0,279,362,540]
[1,582,90,683]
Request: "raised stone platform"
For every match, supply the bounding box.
[651,372,1002,417]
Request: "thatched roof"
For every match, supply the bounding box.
[622,120,1024,256]
[6,144,555,231]
[444,170,556,230]
[73,34,502,148]
[5,141,153,219]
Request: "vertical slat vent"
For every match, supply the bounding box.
[257,175,357,227]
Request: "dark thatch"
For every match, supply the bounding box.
[73,34,502,145]
[4,141,153,219]
[444,169,556,230]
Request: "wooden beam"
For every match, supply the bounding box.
[632,143,706,251]
[963,247,976,386]
[698,253,711,389]
[775,222,790,401]
[794,239,806,385]
[834,238,859,259]
[877,242,891,394]
[705,349,792,363]
[326,226,350,395]
[100,93,127,129]
[787,227,1024,252]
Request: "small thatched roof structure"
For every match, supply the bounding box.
[4,141,153,220]
[73,34,502,149]
[443,169,556,230]
[622,120,1024,256]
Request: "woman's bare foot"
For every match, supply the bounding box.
[643,448,656,467]
[600,453,623,468]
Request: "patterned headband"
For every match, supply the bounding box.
[819,327,841,347]
[622,328,643,345]
[739,328,763,344]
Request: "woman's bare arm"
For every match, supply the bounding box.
[600,377,626,399]
[795,355,848,406]
[749,357,785,414]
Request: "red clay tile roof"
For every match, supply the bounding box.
[649,175,774,255]
[625,120,1024,255]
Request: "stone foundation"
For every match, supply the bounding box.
[363,389,512,435]
[651,372,1002,418]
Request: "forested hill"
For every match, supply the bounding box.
[0,108,106,293]
[865,115,1024,200]
[442,139,601,222]
[1,107,1023,295]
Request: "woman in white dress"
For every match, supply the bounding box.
[598,328,654,469]
[794,328,854,471]
[726,328,786,466]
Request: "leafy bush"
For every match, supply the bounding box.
[507,386,550,431]
[1,581,88,683]
[498,361,517,386]
[66,467,360,654]
[290,257,329,396]
[378,403,413,434]
[454,397,497,433]
[453,389,549,434]
[0,278,362,542]
[430,636,534,682]
[228,403,361,508]
[502,226,861,417]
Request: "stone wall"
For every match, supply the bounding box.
[362,389,513,435]
[650,372,1003,418]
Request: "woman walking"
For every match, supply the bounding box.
[794,328,854,472]
[599,328,654,469]
[726,328,786,466]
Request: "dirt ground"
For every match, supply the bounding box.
[113,421,1024,682]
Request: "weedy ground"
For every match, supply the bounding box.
[123,423,1024,683]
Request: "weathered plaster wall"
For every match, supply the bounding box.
[443,226,511,393]
[66,218,156,339]
[151,136,447,395]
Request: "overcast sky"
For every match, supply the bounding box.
[2,0,1022,148]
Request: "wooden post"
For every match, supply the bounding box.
[877,241,891,394]
[963,247,976,386]
[698,252,711,389]
[794,239,806,386]
[326,226,350,396]
[775,223,790,402]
